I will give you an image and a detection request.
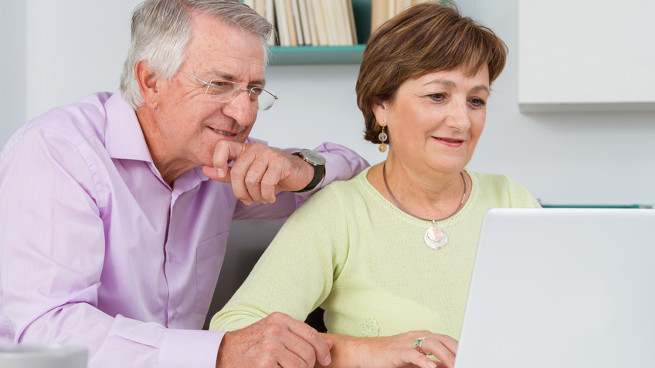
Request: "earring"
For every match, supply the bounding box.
[378,126,388,153]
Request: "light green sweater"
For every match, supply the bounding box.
[210,168,540,339]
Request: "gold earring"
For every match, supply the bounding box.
[378,126,388,153]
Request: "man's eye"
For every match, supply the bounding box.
[207,81,233,95]
[250,87,263,96]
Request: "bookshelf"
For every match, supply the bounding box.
[252,0,373,65]
[248,1,448,65]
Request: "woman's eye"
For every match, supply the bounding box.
[428,93,446,102]
[469,98,487,108]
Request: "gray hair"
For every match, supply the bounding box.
[119,0,274,109]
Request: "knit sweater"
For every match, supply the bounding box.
[210,168,540,339]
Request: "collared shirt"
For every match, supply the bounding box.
[0,92,368,368]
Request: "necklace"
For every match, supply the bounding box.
[382,162,467,250]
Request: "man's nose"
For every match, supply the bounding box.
[222,90,256,127]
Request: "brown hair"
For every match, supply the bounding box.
[356,1,508,144]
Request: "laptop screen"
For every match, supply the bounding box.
[455,208,655,368]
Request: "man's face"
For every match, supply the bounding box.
[152,13,266,170]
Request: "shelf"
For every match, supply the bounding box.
[269,44,366,65]
[519,102,655,113]
[541,204,652,209]
[267,0,372,65]
[518,0,655,113]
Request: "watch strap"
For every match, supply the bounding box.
[292,152,326,192]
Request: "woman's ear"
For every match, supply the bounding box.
[134,60,160,108]
[371,97,388,126]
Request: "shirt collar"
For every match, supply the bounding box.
[104,91,154,163]
[104,91,212,190]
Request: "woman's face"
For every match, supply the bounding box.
[373,66,490,176]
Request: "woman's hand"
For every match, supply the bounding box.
[324,330,458,368]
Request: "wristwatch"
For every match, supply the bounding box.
[292,149,326,192]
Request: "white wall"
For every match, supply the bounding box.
[0,1,26,144]
[2,0,654,206]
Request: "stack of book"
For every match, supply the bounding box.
[371,0,435,33]
[244,0,358,47]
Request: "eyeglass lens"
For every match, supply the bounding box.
[206,80,276,110]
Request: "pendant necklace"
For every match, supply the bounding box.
[382,162,467,250]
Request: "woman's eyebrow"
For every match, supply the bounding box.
[472,85,490,93]
[424,79,456,87]
[424,79,490,93]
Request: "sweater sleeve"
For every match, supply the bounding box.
[209,185,350,331]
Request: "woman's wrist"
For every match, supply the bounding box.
[320,333,373,368]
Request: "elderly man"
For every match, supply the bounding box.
[0,1,367,367]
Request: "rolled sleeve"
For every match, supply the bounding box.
[313,142,369,192]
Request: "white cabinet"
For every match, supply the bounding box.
[518,0,655,112]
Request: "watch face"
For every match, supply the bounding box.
[300,149,326,166]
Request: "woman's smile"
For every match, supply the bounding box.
[433,136,465,147]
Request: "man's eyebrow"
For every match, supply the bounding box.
[208,71,266,86]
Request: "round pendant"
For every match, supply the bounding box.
[424,226,448,250]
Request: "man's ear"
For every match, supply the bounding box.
[134,60,160,108]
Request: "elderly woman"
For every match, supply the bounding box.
[210,2,539,368]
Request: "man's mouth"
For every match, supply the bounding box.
[209,127,238,137]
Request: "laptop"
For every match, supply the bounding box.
[454,208,655,368]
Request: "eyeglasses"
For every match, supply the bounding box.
[178,69,278,110]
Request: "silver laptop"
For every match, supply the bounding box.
[455,208,655,368]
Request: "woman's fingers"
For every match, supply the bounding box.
[409,333,458,368]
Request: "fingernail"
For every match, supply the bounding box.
[216,168,225,178]
[322,355,331,366]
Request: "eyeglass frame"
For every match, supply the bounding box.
[177,69,278,110]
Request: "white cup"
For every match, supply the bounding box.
[0,343,87,368]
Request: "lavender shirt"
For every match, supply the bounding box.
[0,92,368,368]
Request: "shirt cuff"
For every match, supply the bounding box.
[159,329,225,368]
[308,143,369,192]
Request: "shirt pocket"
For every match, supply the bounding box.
[195,232,228,316]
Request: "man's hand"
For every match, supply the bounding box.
[215,312,332,368]
[202,141,314,205]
